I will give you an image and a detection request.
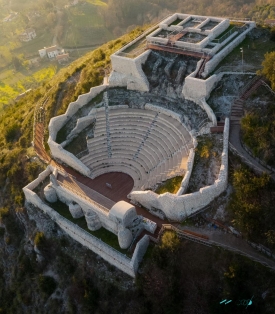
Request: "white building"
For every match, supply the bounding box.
[56,53,69,64]
[3,12,18,22]
[19,28,36,42]
[38,45,59,59]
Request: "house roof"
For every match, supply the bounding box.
[56,53,69,60]
[46,46,58,53]
[265,19,275,25]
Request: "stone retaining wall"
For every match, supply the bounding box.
[203,22,256,77]
[53,184,118,235]
[182,72,220,101]
[62,115,96,146]
[176,148,196,196]
[23,168,149,277]
[130,235,149,272]
[109,50,151,92]
[144,104,182,123]
[129,118,229,221]
[48,85,108,176]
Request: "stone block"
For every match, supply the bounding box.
[69,202,84,218]
[44,184,57,203]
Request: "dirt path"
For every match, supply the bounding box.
[53,9,63,46]
[229,124,272,175]
[229,77,275,180]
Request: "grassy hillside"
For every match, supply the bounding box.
[0,12,275,313]
[0,65,57,112]
[0,26,147,206]
[63,1,113,47]
[0,0,114,107]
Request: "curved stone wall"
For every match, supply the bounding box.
[48,85,108,176]
[129,118,229,221]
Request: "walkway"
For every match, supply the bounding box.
[174,224,275,270]
[147,43,211,60]
[57,173,115,210]
[229,76,275,180]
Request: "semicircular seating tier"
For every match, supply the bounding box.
[80,107,193,190]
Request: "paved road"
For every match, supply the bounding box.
[53,10,63,46]
[175,224,275,270]
[229,124,272,175]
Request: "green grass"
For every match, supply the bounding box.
[49,200,131,255]
[120,25,158,57]
[214,23,238,40]
[216,32,275,70]
[155,176,183,194]
[123,37,147,55]
[63,3,113,47]
[64,125,93,155]
[85,0,107,6]
[180,217,195,226]
[0,65,57,110]
[169,18,183,26]
[13,32,53,57]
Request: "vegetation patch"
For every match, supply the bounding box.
[155,176,183,194]
[241,101,275,166]
[216,28,275,71]
[188,134,222,193]
[63,2,113,47]
[49,200,130,255]
[227,164,275,249]
[38,275,57,296]
[64,124,94,156]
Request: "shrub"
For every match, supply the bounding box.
[160,231,180,253]
[19,136,28,148]
[0,207,9,219]
[34,232,46,250]
[38,275,57,296]
[4,124,21,143]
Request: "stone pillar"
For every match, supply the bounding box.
[118,225,133,249]
[68,202,83,219]
[85,212,102,231]
[44,184,57,203]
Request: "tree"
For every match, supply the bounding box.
[270,26,275,41]
[259,51,275,90]
[12,57,21,71]
[4,124,21,143]
[38,275,57,296]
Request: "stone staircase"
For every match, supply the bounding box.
[103,92,112,158]
[230,98,245,126]
[240,77,263,100]
[230,76,263,127]
[133,113,159,161]
[196,57,208,78]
